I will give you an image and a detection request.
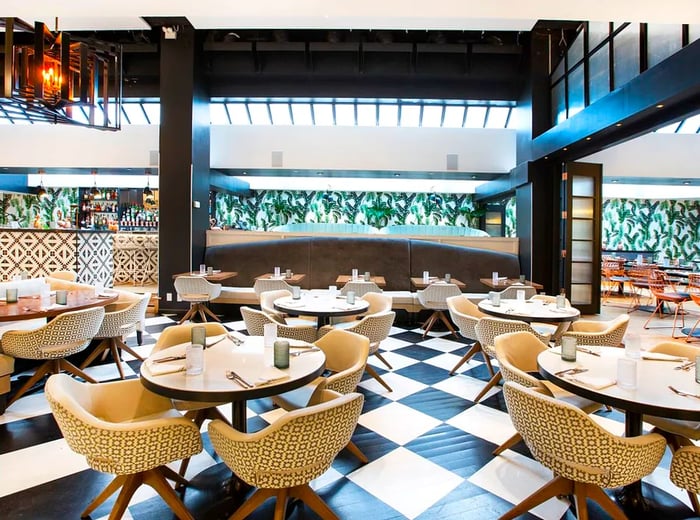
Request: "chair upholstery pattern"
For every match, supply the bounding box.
[240,306,318,343]
[671,446,700,495]
[562,314,629,347]
[209,391,363,489]
[260,289,292,316]
[174,276,222,302]
[446,295,485,342]
[319,311,395,356]
[476,317,551,360]
[340,280,383,297]
[254,278,295,297]
[503,382,665,488]
[0,307,105,360]
[416,283,462,310]
[45,374,202,475]
[95,291,150,340]
[498,286,537,300]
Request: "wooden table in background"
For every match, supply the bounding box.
[335,275,386,288]
[479,277,544,291]
[172,271,238,282]
[255,273,307,284]
[0,290,118,322]
[411,277,465,290]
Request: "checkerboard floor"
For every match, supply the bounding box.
[0,310,695,520]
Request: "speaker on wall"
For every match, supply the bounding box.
[446,154,458,171]
[271,151,284,167]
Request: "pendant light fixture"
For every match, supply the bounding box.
[89,169,101,197]
[36,169,49,200]
[143,169,153,197]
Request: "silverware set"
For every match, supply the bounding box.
[674,361,696,371]
[554,367,588,377]
[576,347,601,357]
[226,370,253,388]
[669,385,700,399]
[290,347,321,357]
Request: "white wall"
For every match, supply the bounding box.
[210,126,517,173]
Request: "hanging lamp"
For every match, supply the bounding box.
[36,169,50,200]
[89,170,101,197]
[143,169,153,197]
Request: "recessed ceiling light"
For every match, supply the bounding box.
[616,123,623,127]
[586,137,591,141]
[563,147,568,151]
[242,171,248,175]
[393,173,400,177]
[656,104,664,109]
[471,175,477,179]
[612,180,619,183]
[317,172,323,176]
[683,181,691,185]
[544,156,548,160]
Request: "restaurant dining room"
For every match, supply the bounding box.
[1,2,700,520]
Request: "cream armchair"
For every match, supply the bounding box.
[0,307,105,407]
[272,329,370,463]
[173,275,222,324]
[445,295,491,376]
[501,381,666,520]
[493,331,603,456]
[80,291,151,379]
[340,280,383,297]
[416,282,462,337]
[561,314,630,347]
[208,389,364,520]
[45,373,202,520]
[240,306,318,343]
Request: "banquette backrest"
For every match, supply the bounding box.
[204,237,520,292]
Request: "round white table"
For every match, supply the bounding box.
[274,291,370,328]
[539,346,700,514]
[478,298,581,324]
[140,335,325,432]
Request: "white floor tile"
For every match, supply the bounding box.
[643,466,692,509]
[378,336,413,352]
[358,371,428,400]
[348,447,463,519]
[432,372,500,402]
[0,439,89,497]
[416,336,463,353]
[358,402,441,445]
[0,393,51,424]
[447,404,516,446]
[367,351,418,371]
[423,352,483,373]
[84,361,136,381]
[469,450,570,520]
[144,316,176,326]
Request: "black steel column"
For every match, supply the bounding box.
[158,24,210,312]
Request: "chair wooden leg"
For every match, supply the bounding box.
[290,484,340,520]
[230,488,277,520]
[178,305,197,324]
[345,440,369,463]
[7,360,54,406]
[109,473,143,520]
[273,488,289,520]
[498,476,573,520]
[59,359,98,384]
[109,341,126,380]
[79,339,110,370]
[202,304,222,322]
[365,365,392,392]
[373,351,393,370]
[421,312,438,337]
[143,468,195,520]
[492,432,522,456]
[473,372,502,404]
[81,475,127,517]
[437,310,458,336]
[159,465,191,488]
[583,483,627,520]
[116,337,145,362]
[449,342,484,376]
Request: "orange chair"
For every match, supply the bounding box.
[643,270,690,338]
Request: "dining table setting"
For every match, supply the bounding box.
[273,290,370,328]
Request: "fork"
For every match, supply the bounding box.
[226,370,252,388]
[290,348,320,357]
[669,385,700,399]
[675,361,696,371]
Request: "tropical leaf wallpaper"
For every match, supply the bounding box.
[0,188,77,228]
[603,199,700,261]
[213,190,485,230]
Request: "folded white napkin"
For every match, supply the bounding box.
[641,352,688,362]
[282,300,304,307]
[569,374,616,390]
[254,366,290,387]
[146,360,185,376]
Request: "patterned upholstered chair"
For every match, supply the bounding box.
[253,278,295,298]
[260,289,316,327]
[642,341,700,512]
[240,306,318,344]
[45,373,202,520]
[416,282,462,337]
[501,381,666,520]
[561,314,630,347]
[526,294,573,343]
[670,446,700,515]
[208,389,364,520]
[330,291,392,325]
[472,317,551,403]
[173,275,222,324]
[493,331,603,456]
[272,329,370,462]
[80,292,151,379]
[319,310,396,392]
[445,295,491,376]
[150,322,232,477]
[497,285,537,300]
[0,307,105,407]
[340,280,383,297]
